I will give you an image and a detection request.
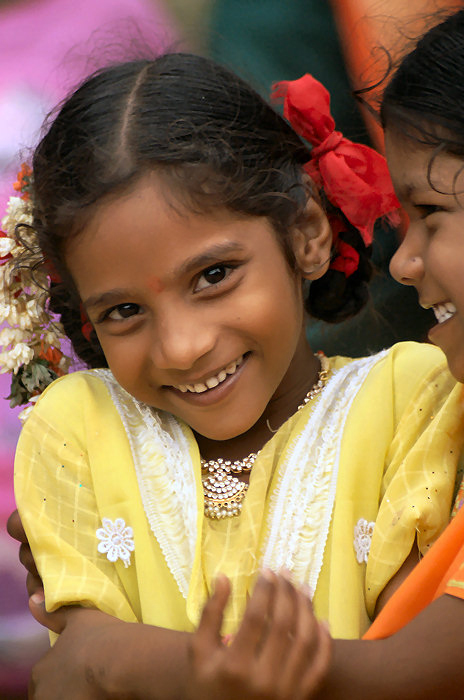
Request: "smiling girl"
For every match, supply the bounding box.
[361,7,464,645]
[5,53,464,698]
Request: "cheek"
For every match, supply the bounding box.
[96,333,146,383]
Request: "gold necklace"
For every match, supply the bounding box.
[201,354,330,519]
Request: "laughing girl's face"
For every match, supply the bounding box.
[387,128,464,381]
[65,172,323,444]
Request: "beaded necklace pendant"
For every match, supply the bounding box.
[201,354,329,519]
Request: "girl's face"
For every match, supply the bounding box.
[386,129,464,381]
[65,173,323,441]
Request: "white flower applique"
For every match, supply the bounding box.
[353,518,375,563]
[96,517,135,568]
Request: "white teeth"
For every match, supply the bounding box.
[175,355,244,394]
[433,302,457,324]
[193,383,208,393]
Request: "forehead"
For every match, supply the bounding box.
[64,172,282,297]
[385,129,464,198]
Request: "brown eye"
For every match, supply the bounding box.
[106,303,140,321]
[195,264,232,292]
[203,266,227,284]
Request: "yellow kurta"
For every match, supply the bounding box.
[14,342,464,640]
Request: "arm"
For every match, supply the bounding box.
[7,510,191,700]
[10,509,464,700]
[317,594,464,700]
[27,607,190,700]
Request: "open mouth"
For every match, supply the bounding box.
[173,354,245,394]
[432,302,457,324]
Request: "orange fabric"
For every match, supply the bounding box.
[328,0,455,151]
[364,503,464,640]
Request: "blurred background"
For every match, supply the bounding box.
[0,0,451,696]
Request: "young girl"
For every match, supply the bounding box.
[6,52,464,698]
[364,5,464,639]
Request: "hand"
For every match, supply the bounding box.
[7,508,67,634]
[189,571,332,700]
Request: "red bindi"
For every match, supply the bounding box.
[147,276,164,294]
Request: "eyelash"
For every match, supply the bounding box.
[99,303,141,323]
[416,204,442,219]
[97,264,238,323]
[194,263,237,292]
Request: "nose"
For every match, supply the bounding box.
[389,232,425,286]
[152,305,217,370]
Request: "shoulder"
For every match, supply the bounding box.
[20,369,119,440]
[373,342,455,399]
[34,368,114,410]
[329,342,456,424]
[332,341,451,387]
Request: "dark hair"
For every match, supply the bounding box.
[30,52,372,367]
[381,8,464,157]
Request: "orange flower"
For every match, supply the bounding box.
[39,344,65,376]
[13,163,32,200]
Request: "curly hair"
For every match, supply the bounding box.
[29,52,372,367]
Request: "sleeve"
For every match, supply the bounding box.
[444,556,464,599]
[14,374,138,623]
[365,345,464,616]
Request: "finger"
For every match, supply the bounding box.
[277,585,321,693]
[192,574,231,659]
[20,542,40,576]
[257,573,298,670]
[29,592,68,634]
[26,571,44,598]
[296,622,332,700]
[7,509,28,543]
[229,570,275,658]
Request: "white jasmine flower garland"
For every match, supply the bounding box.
[0,165,71,422]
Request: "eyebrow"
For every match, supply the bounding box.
[83,288,140,311]
[83,241,247,311]
[174,241,247,278]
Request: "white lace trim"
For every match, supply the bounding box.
[261,351,387,591]
[87,351,386,598]
[90,370,197,599]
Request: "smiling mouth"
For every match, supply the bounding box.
[173,355,245,394]
[432,302,457,324]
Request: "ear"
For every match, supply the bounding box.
[291,194,332,281]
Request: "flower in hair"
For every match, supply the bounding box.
[0,165,71,421]
[272,74,400,250]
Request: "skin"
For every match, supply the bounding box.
[66,172,332,459]
[386,128,464,381]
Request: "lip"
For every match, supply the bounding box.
[166,353,249,406]
[428,311,457,343]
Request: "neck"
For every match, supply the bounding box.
[195,337,320,461]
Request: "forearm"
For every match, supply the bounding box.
[315,595,464,700]
[88,614,190,699]
[38,607,191,700]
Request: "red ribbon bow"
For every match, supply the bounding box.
[272,74,399,249]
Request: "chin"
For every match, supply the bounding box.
[193,419,256,442]
[445,355,464,384]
